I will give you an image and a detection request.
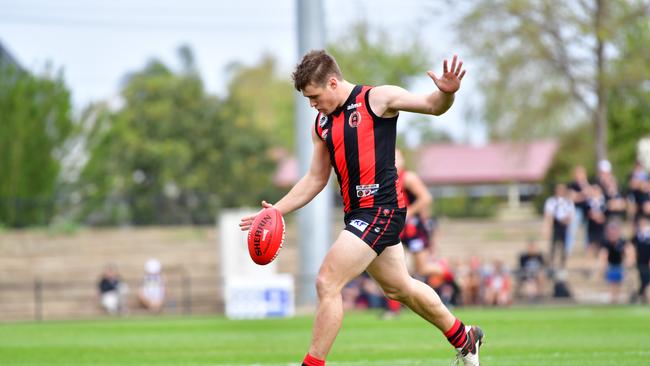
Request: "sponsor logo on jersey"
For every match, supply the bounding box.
[349,111,361,128]
[356,184,379,198]
[350,219,369,232]
[346,102,362,110]
[319,114,328,127]
[321,128,329,140]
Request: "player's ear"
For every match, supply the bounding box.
[328,77,338,90]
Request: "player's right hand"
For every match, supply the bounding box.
[239,200,273,231]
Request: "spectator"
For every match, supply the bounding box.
[628,162,650,227]
[97,263,128,315]
[627,161,648,226]
[597,160,627,222]
[342,276,362,311]
[631,217,650,304]
[599,221,634,304]
[543,184,575,269]
[461,256,483,306]
[567,166,591,254]
[586,184,607,258]
[357,273,386,310]
[483,259,512,306]
[518,240,546,302]
[426,258,462,307]
[138,258,165,313]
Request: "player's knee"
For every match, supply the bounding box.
[315,273,339,299]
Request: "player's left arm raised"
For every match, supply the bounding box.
[370,55,466,118]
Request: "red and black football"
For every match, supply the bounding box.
[247,207,285,265]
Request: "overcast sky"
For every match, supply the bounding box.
[0,0,486,144]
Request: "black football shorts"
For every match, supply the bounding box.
[344,207,406,255]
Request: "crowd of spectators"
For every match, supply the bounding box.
[544,159,650,304]
[341,158,650,312]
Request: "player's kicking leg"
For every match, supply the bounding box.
[302,230,378,366]
[366,244,484,366]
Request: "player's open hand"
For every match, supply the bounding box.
[239,201,274,231]
[427,55,466,94]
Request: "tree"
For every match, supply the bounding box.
[222,56,295,151]
[0,63,74,227]
[328,22,430,87]
[607,17,650,179]
[458,0,650,161]
[77,47,278,225]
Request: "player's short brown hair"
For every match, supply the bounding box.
[292,50,342,91]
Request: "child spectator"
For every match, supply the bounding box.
[518,240,546,302]
[599,221,634,304]
[483,259,512,306]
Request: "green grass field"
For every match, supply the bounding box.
[1,306,649,365]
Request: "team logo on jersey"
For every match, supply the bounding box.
[350,219,369,232]
[319,114,328,127]
[348,111,361,128]
[346,102,362,110]
[321,128,329,140]
[356,184,379,198]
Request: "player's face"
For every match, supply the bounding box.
[302,79,339,115]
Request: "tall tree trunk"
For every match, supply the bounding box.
[594,0,608,163]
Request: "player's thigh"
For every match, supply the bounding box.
[318,230,377,290]
[366,244,412,294]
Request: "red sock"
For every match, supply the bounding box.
[302,353,325,366]
[444,318,467,349]
[386,298,401,312]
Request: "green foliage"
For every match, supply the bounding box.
[607,19,650,179]
[328,22,430,86]
[0,63,74,227]
[458,0,649,148]
[224,56,295,151]
[77,48,279,225]
[435,195,501,218]
[538,15,650,210]
[534,123,596,212]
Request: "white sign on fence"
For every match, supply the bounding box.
[218,209,294,319]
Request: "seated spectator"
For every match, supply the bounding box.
[461,256,483,306]
[518,240,546,302]
[138,258,165,313]
[342,276,362,311]
[483,259,512,306]
[426,258,462,307]
[356,272,385,310]
[97,263,128,315]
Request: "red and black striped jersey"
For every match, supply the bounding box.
[315,85,406,213]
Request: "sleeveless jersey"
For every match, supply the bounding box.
[314,85,406,213]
